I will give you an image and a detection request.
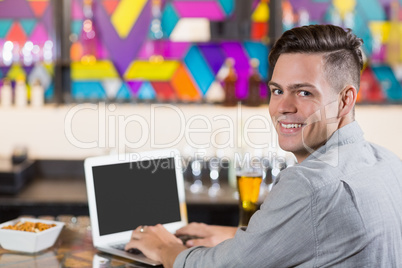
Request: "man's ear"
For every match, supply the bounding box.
[338,85,357,118]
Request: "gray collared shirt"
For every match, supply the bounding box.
[174,121,402,267]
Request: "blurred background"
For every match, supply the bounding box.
[1,0,402,104]
[0,0,401,158]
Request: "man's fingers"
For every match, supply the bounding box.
[176,222,207,236]
[126,225,147,250]
[175,226,195,235]
[125,239,139,251]
[176,226,192,235]
[185,238,213,248]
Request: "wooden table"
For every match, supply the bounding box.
[0,216,157,267]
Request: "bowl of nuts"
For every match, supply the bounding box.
[0,217,64,253]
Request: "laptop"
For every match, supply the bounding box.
[84,149,188,266]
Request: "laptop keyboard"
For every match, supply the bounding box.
[112,243,143,255]
[112,235,199,255]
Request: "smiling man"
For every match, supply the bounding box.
[268,26,363,164]
[125,25,402,267]
[268,53,341,162]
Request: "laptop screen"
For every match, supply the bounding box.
[92,157,181,236]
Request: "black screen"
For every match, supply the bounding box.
[92,157,181,236]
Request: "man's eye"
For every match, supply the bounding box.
[299,90,311,97]
[272,89,282,95]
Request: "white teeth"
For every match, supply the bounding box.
[281,123,302,129]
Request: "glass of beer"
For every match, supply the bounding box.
[236,157,263,227]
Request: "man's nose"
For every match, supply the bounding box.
[277,95,297,114]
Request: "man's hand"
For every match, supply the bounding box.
[175,222,237,247]
[125,224,187,268]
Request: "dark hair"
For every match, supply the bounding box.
[269,24,364,92]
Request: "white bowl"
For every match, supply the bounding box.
[0,217,64,253]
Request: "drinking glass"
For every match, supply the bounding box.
[208,156,222,197]
[236,157,263,227]
[189,159,205,194]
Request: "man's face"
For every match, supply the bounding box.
[268,53,340,162]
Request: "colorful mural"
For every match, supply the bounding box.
[69,0,270,103]
[283,0,402,103]
[1,0,400,104]
[0,0,55,100]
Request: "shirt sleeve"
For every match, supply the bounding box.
[173,169,317,268]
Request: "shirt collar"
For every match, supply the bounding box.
[304,121,364,163]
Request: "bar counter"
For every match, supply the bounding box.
[0,216,157,267]
[0,159,245,267]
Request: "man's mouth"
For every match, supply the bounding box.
[280,123,303,129]
[277,121,306,134]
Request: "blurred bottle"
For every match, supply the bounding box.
[81,0,97,63]
[246,58,262,106]
[15,77,27,107]
[386,0,401,65]
[150,0,163,39]
[30,79,44,107]
[1,78,13,107]
[282,0,295,31]
[222,58,238,106]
